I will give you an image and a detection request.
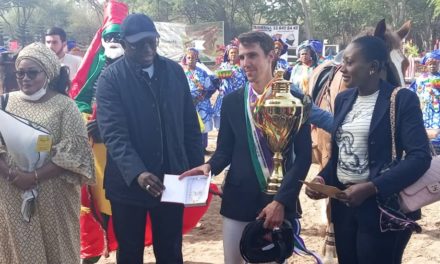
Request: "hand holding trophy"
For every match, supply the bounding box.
[253,70,311,194]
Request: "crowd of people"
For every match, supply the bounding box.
[0,2,438,264]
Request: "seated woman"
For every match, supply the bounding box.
[306,36,431,264]
[0,42,94,264]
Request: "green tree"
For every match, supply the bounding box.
[0,0,42,45]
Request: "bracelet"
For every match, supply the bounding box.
[34,170,39,185]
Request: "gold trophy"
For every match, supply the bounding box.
[253,70,310,194]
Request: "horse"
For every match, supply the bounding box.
[306,19,411,263]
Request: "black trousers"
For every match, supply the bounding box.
[332,197,412,264]
[111,201,184,264]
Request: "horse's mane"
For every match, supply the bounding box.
[354,26,402,52]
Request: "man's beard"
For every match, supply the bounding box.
[102,41,124,60]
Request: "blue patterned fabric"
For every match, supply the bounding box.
[409,73,440,129]
[212,62,246,128]
[409,72,440,148]
[275,58,289,71]
[421,50,440,65]
[184,66,216,132]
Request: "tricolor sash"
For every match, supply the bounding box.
[244,82,274,192]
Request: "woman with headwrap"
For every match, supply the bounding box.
[288,40,319,94]
[181,48,216,151]
[0,42,94,264]
[272,37,289,72]
[212,43,247,129]
[409,50,440,153]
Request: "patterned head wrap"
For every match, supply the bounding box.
[15,42,61,82]
[421,49,440,65]
[297,40,318,65]
[272,37,288,55]
[181,48,200,65]
[309,40,323,55]
[223,44,239,62]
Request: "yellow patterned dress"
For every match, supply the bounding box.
[0,92,94,264]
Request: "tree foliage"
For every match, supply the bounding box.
[0,0,439,52]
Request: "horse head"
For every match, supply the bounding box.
[372,19,411,87]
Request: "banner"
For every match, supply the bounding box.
[252,24,299,48]
[156,21,224,62]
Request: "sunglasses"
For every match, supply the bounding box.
[126,37,159,50]
[15,69,44,80]
[103,32,122,43]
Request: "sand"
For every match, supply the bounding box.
[97,132,440,264]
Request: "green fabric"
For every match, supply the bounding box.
[244,83,267,192]
[74,48,107,114]
[102,24,121,36]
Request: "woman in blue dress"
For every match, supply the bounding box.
[409,50,440,153]
[181,48,216,150]
[272,37,289,72]
[212,44,247,129]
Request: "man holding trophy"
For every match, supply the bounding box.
[182,31,315,263]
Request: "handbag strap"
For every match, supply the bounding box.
[390,87,403,161]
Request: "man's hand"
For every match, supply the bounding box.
[427,129,440,140]
[137,172,165,197]
[305,176,328,200]
[336,182,377,207]
[86,120,103,143]
[257,200,285,229]
[179,163,211,180]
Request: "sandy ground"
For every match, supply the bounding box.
[98,131,440,264]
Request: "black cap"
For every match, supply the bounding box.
[240,219,294,263]
[121,13,159,43]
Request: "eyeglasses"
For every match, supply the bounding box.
[126,37,159,50]
[15,69,44,80]
[103,32,122,43]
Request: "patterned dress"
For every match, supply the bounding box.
[409,72,440,150]
[275,58,289,71]
[184,66,216,133]
[410,72,440,128]
[0,92,94,264]
[289,63,315,94]
[212,62,246,129]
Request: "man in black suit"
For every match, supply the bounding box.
[96,14,204,264]
[182,31,312,263]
